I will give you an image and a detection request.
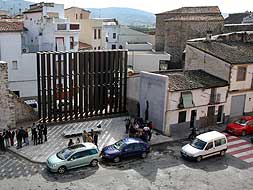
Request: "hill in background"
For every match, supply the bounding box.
[87,7,156,27]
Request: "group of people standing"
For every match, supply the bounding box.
[125,117,153,143]
[0,127,29,150]
[31,123,47,146]
[0,122,48,151]
[68,128,99,147]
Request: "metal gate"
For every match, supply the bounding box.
[230,95,246,117]
[37,50,128,123]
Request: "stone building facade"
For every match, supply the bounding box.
[155,6,224,67]
[0,61,38,130]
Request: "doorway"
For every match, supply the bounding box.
[217,105,224,123]
[207,106,215,126]
[190,110,197,128]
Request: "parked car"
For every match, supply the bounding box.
[100,138,150,163]
[181,131,228,162]
[47,143,99,174]
[24,99,38,112]
[226,116,253,136]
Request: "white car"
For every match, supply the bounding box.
[181,131,228,162]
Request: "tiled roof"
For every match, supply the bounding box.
[79,42,92,50]
[187,41,253,64]
[0,20,24,32]
[157,6,221,15]
[166,70,228,91]
[23,7,43,14]
[225,13,251,24]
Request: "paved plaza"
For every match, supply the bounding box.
[9,117,172,163]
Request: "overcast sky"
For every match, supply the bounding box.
[32,0,253,14]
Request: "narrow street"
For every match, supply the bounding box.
[1,138,253,190]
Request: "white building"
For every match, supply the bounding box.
[125,42,171,72]
[127,70,228,136]
[23,2,80,53]
[103,19,120,49]
[185,31,253,121]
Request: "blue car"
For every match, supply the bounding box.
[101,138,150,163]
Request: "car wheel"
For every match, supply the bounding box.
[196,156,202,162]
[90,159,98,167]
[113,156,120,163]
[242,131,246,136]
[141,152,148,159]
[220,150,225,156]
[58,166,66,174]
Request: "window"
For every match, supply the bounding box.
[98,29,101,39]
[205,142,213,150]
[76,14,78,19]
[70,36,74,49]
[80,13,83,19]
[159,60,169,71]
[55,37,65,51]
[98,46,100,50]
[70,24,79,30]
[12,61,18,70]
[178,92,194,108]
[112,44,116,49]
[57,24,67,30]
[113,33,116,39]
[237,66,247,81]
[215,138,226,147]
[89,149,98,155]
[94,29,97,39]
[94,47,96,50]
[13,91,20,97]
[178,111,187,123]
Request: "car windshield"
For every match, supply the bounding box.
[56,148,73,160]
[235,119,248,126]
[190,138,207,150]
[113,140,126,150]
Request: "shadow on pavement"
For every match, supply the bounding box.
[41,165,99,183]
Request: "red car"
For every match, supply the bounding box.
[226,116,253,136]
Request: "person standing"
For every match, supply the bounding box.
[4,129,10,148]
[38,125,43,144]
[125,118,130,134]
[16,129,22,149]
[33,128,38,145]
[0,132,5,151]
[93,132,98,147]
[82,130,88,142]
[43,124,47,142]
[10,130,15,146]
[31,123,36,141]
[25,128,29,146]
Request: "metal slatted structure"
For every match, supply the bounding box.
[37,50,128,123]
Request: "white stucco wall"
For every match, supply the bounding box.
[166,86,228,125]
[230,64,253,91]
[103,24,119,49]
[127,76,140,101]
[127,51,170,72]
[185,45,231,81]
[139,72,169,134]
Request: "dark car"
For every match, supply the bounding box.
[101,138,150,163]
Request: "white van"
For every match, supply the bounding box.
[181,131,227,162]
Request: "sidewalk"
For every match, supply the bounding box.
[8,117,174,164]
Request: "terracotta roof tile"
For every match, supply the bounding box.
[0,20,24,32]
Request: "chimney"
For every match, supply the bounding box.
[206,30,212,42]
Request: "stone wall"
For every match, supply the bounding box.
[0,61,38,130]
[0,61,15,129]
[155,8,224,65]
